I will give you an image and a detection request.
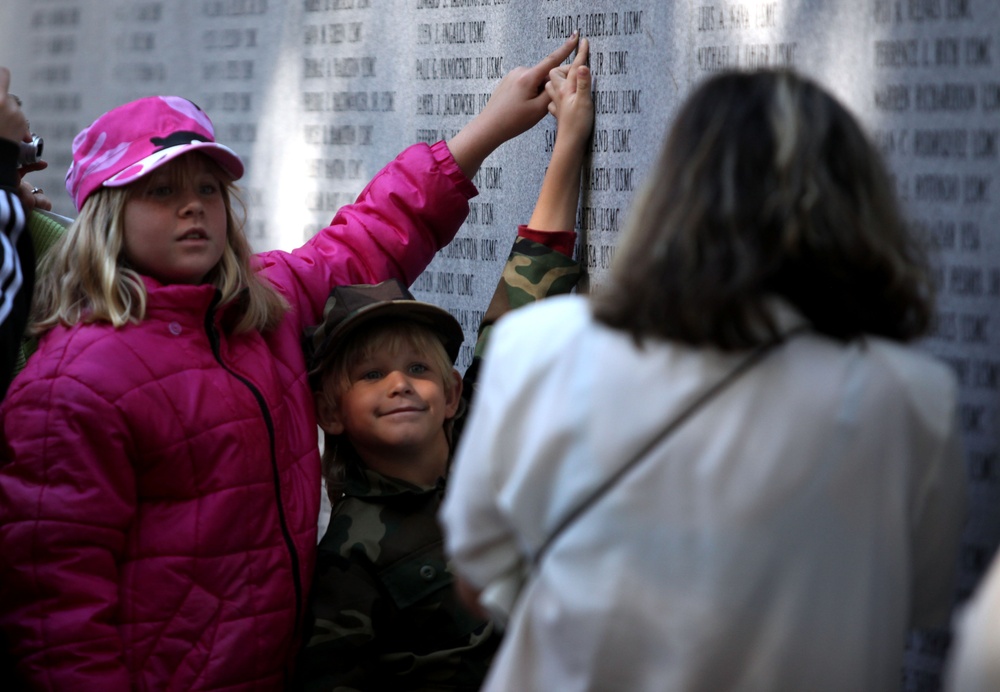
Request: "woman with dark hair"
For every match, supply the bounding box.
[594,70,931,348]
[440,69,967,691]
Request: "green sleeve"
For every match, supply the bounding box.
[16,210,71,373]
[463,236,581,396]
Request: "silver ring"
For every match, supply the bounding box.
[31,187,43,195]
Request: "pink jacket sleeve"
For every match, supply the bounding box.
[256,141,477,329]
[0,371,135,689]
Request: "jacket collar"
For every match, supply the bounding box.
[763,295,811,339]
[139,275,250,328]
[343,459,445,499]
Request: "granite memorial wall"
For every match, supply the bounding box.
[1,0,997,687]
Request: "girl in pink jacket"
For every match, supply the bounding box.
[0,36,580,691]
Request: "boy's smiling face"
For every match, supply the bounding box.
[318,337,462,484]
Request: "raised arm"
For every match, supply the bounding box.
[452,43,593,617]
[447,33,580,180]
[473,37,592,354]
[529,38,593,232]
[455,41,592,456]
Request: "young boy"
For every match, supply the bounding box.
[298,38,592,691]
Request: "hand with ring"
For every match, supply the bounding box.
[18,179,52,212]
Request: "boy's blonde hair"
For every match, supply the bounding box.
[316,319,459,497]
[31,155,288,335]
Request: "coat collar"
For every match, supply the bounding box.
[343,459,445,499]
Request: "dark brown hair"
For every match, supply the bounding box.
[591,69,932,349]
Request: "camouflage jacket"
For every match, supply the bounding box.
[301,236,580,691]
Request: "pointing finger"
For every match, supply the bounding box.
[574,37,590,68]
[532,32,579,77]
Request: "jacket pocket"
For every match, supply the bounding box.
[379,540,452,609]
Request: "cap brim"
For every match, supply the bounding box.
[308,300,465,382]
[102,141,244,188]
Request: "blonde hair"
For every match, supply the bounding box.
[32,154,288,334]
[315,319,458,497]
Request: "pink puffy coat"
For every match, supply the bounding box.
[0,142,475,690]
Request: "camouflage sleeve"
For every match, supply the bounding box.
[463,235,581,397]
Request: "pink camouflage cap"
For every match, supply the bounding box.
[65,95,244,211]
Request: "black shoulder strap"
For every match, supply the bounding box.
[530,330,804,569]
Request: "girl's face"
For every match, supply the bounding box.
[122,154,229,285]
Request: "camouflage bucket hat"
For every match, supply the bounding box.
[304,278,465,388]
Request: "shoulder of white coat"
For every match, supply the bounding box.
[488,295,590,362]
[863,337,959,436]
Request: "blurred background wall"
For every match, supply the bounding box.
[2,1,997,687]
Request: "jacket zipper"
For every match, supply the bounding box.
[203,301,304,634]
